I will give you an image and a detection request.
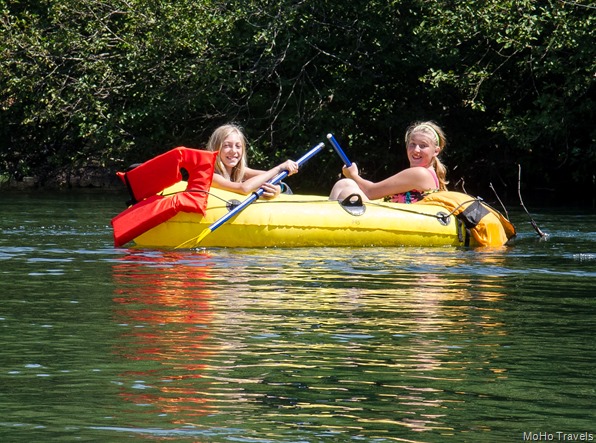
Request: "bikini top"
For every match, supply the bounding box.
[387,168,440,204]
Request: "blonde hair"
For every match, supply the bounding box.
[206,124,248,183]
[405,121,448,191]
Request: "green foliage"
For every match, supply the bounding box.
[416,0,595,196]
[1,0,594,203]
[0,0,246,180]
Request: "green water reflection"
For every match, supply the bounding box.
[104,249,594,442]
[0,193,594,442]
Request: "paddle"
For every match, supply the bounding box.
[327,133,366,214]
[326,133,352,167]
[175,141,325,249]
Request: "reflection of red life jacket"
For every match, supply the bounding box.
[111,147,218,247]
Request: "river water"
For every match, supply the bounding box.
[1,191,594,442]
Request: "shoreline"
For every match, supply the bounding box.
[0,167,123,192]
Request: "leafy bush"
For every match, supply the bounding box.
[1,0,593,203]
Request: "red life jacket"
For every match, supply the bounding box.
[111,147,217,247]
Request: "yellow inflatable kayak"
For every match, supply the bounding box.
[110,146,515,249]
[126,186,515,249]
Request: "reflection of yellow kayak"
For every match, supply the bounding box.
[130,185,515,248]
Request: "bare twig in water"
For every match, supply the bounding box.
[454,177,467,194]
[489,183,509,219]
[518,164,547,237]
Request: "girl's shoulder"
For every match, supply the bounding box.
[408,166,438,181]
[396,166,431,179]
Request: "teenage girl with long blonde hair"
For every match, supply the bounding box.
[329,121,448,203]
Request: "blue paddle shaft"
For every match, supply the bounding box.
[261,141,325,190]
[326,133,352,167]
[208,142,325,232]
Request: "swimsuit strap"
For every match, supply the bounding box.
[427,168,439,189]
